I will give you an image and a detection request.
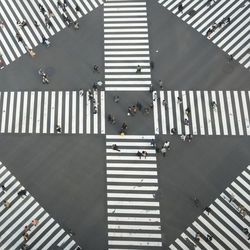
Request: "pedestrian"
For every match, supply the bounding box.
[22,243,29,250]
[227,17,231,24]
[187,134,193,142]
[242,210,247,219]
[0,59,4,70]
[142,151,148,159]
[185,107,190,115]
[206,28,212,38]
[93,65,99,72]
[47,8,54,17]
[195,232,200,241]
[150,61,154,69]
[153,92,157,101]
[204,206,212,215]
[228,55,234,62]
[132,105,137,114]
[18,189,27,197]
[108,114,116,124]
[64,0,68,7]
[180,133,186,141]
[16,33,23,43]
[229,193,235,202]
[0,19,5,28]
[136,151,142,159]
[32,219,39,226]
[177,96,182,104]
[162,99,168,109]
[128,107,133,116]
[171,128,177,135]
[75,4,80,13]
[150,139,155,147]
[114,96,120,103]
[23,232,29,241]
[136,102,142,111]
[206,234,212,242]
[184,118,189,125]
[57,0,62,8]
[143,107,150,115]
[41,35,50,47]
[34,20,40,28]
[79,89,84,96]
[56,125,62,133]
[159,80,163,90]
[161,147,167,157]
[1,184,6,193]
[163,141,170,150]
[178,3,184,13]
[4,200,10,208]
[39,4,46,15]
[112,144,120,152]
[149,84,153,93]
[121,122,128,130]
[74,21,79,30]
[136,65,142,73]
[24,225,30,231]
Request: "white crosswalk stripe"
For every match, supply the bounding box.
[0,161,80,249]
[106,135,163,248]
[158,0,250,69]
[0,90,105,134]
[155,90,250,136]
[0,0,103,67]
[169,165,250,250]
[104,0,152,91]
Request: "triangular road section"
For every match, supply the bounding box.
[0,0,103,67]
[157,0,250,69]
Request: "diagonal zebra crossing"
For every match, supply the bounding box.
[0,90,105,134]
[153,90,250,136]
[106,135,163,249]
[0,161,80,250]
[157,0,250,69]
[104,0,152,92]
[169,165,250,250]
[0,0,103,66]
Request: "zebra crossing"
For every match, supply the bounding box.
[104,0,152,91]
[0,161,79,249]
[0,90,105,134]
[106,135,163,248]
[0,0,103,66]
[153,90,250,136]
[169,165,250,250]
[158,0,250,69]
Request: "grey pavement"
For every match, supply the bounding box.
[0,0,249,249]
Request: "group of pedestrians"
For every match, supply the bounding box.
[206,17,231,38]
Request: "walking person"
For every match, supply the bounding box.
[163,141,170,150]
[93,65,99,72]
[171,128,177,135]
[0,19,5,28]
[177,96,182,104]
[75,4,80,13]
[32,219,39,226]
[184,118,189,126]
[195,232,200,241]
[142,151,148,159]
[150,139,155,148]
[132,105,137,114]
[136,151,142,159]
[136,102,142,111]
[206,234,213,242]
[187,134,193,142]
[56,125,62,133]
[3,200,10,208]
[23,232,29,241]
[159,80,163,90]
[180,133,186,141]
[112,144,120,152]
[185,107,191,115]
[34,20,40,28]
[204,206,212,215]
[24,225,30,232]
[79,89,84,96]
[114,96,120,103]
[136,65,142,73]
[18,189,27,198]
[41,35,50,47]
[178,3,184,13]
[161,147,167,157]
[128,107,133,116]
[1,184,6,193]
[74,21,79,30]
[108,114,116,124]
